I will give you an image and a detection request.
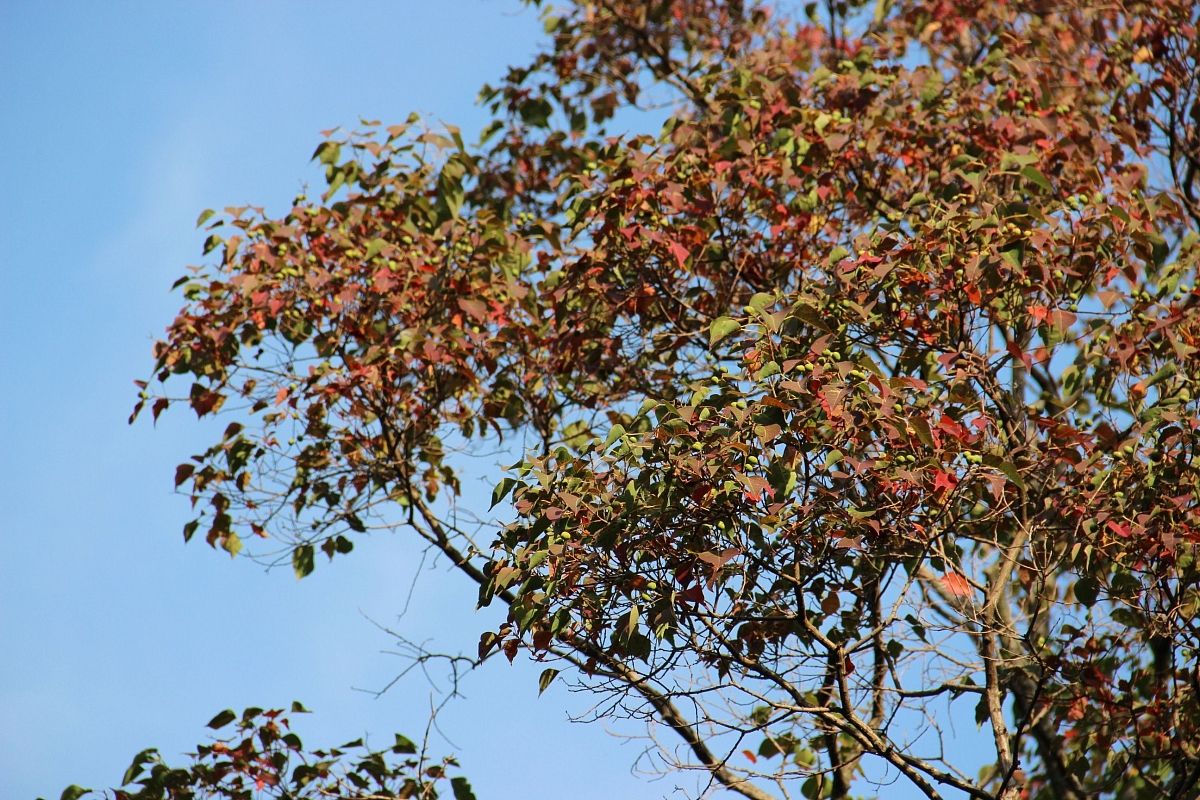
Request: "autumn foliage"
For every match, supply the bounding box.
[59,705,475,800]
[114,0,1200,798]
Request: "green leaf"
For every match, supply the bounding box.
[195,209,216,228]
[755,360,781,380]
[451,777,478,800]
[538,667,560,695]
[121,748,158,786]
[60,787,90,800]
[519,98,553,128]
[292,544,315,579]
[910,417,935,449]
[624,605,640,640]
[747,292,774,311]
[758,736,783,758]
[1145,361,1177,387]
[604,424,626,449]
[983,454,1026,490]
[709,316,740,346]
[290,700,310,713]
[1020,165,1053,193]
[905,613,927,642]
[491,477,518,509]
[221,531,242,557]
[919,69,944,104]
[392,734,417,754]
[999,242,1023,268]
[824,449,844,469]
[364,238,388,261]
[1075,576,1100,606]
[313,141,340,165]
[206,709,237,730]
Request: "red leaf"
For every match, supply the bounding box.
[940,572,971,597]
[667,240,689,268]
[932,469,959,495]
[457,297,489,322]
[1106,520,1132,538]
[174,463,195,487]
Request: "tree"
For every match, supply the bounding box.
[57,705,477,800]
[103,0,1200,798]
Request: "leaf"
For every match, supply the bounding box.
[457,297,489,322]
[174,463,195,487]
[490,477,518,509]
[604,424,626,449]
[206,709,237,730]
[221,531,242,557]
[392,734,417,754]
[747,292,774,311]
[195,209,216,228]
[451,777,478,800]
[478,631,499,659]
[667,240,689,268]
[1075,576,1100,606]
[122,748,158,786]
[312,141,340,165]
[821,592,840,614]
[519,97,553,128]
[910,417,935,449]
[538,667,560,695]
[1145,362,1177,388]
[292,544,315,579]
[60,787,90,800]
[364,238,388,261]
[709,316,740,346]
[999,242,1023,268]
[1020,165,1053,193]
[983,454,1026,490]
[940,572,972,598]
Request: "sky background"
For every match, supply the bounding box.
[0,3,976,798]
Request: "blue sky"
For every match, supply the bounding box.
[0,4,980,798]
[0,3,660,798]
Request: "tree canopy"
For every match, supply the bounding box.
[86,0,1200,798]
